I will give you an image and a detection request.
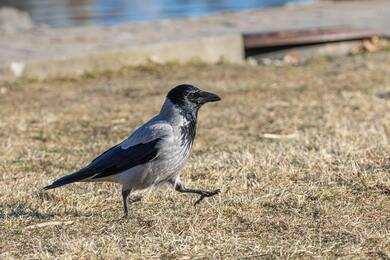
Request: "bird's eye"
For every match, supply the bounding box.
[187,92,196,99]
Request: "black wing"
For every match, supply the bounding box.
[90,138,161,179]
[43,138,161,190]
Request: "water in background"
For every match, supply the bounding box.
[0,0,316,27]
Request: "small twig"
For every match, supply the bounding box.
[25,221,74,230]
[262,133,298,139]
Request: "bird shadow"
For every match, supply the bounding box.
[0,206,93,220]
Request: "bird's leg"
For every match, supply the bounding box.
[122,190,142,218]
[122,190,130,218]
[174,181,220,206]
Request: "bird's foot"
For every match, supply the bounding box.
[129,196,142,204]
[194,189,220,206]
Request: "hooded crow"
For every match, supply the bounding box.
[44,84,221,217]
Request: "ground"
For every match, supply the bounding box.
[0,51,389,258]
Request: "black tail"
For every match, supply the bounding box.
[43,168,93,190]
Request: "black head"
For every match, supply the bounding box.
[167,84,221,110]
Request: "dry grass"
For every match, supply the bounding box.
[0,52,389,258]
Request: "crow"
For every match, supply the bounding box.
[44,84,221,217]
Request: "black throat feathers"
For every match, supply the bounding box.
[179,109,198,147]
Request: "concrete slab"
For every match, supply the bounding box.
[3,34,243,80]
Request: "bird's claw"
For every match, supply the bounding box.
[194,189,220,206]
[129,196,142,204]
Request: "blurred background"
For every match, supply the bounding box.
[0,0,315,27]
[0,0,387,80]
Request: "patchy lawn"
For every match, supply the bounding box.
[0,52,389,258]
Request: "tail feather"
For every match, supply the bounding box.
[43,168,94,190]
[43,182,64,190]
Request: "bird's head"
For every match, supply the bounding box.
[167,84,221,111]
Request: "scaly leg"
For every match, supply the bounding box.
[122,190,130,217]
[122,189,142,218]
[174,181,220,205]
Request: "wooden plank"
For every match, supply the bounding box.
[243,27,383,48]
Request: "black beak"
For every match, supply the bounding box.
[198,90,221,104]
